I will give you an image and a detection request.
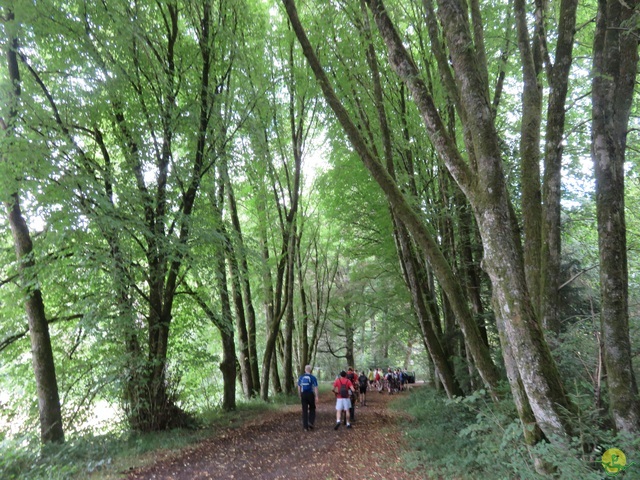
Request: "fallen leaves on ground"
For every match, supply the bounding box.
[124,389,427,480]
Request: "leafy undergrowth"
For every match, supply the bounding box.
[392,385,640,479]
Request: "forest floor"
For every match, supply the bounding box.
[122,385,428,480]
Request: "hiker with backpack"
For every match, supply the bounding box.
[297,365,319,431]
[385,368,394,394]
[374,368,382,392]
[358,370,368,406]
[332,370,355,430]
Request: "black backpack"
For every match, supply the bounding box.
[359,375,367,388]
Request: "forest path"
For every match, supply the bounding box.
[124,385,427,480]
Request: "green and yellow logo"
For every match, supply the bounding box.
[602,448,635,477]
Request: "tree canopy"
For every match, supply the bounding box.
[1,0,639,475]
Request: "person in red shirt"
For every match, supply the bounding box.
[332,370,354,429]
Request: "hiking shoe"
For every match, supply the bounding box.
[334,422,341,430]
[308,424,314,430]
[346,423,352,429]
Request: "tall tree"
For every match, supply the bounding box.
[12,0,250,430]
[4,182,66,445]
[591,0,640,435]
[539,0,579,335]
[1,8,64,444]
[222,155,261,396]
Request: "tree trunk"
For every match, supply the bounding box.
[394,218,463,397]
[219,159,253,398]
[283,249,296,394]
[404,339,413,371]
[297,238,311,371]
[3,20,64,444]
[514,0,543,318]
[190,288,237,412]
[7,196,65,444]
[223,157,260,396]
[540,0,579,336]
[493,296,553,475]
[456,190,488,346]
[272,347,283,394]
[257,188,277,401]
[344,303,355,369]
[225,224,253,399]
[591,0,640,434]
[215,269,238,412]
[219,323,238,411]
[212,178,238,411]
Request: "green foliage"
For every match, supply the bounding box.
[394,386,640,479]
[395,387,534,479]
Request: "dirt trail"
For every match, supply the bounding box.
[124,386,427,480]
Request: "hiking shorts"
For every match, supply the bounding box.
[335,398,351,411]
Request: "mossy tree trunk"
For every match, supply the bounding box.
[363,0,576,439]
[6,195,65,444]
[514,0,543,319]
[591,0,640,435]
[540,0,579,336]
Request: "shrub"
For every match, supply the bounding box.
[394,385,637,479]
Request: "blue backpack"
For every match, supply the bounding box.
[300,374,313,392]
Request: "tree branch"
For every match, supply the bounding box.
[558,265,598,291]
[0,314,83,353]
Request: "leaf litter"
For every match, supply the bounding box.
[124,388,428,479]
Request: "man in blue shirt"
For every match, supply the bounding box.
[297,365,319,431]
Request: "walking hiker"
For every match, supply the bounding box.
[298,365,319,431]
[385,368,394,394]
[332,370,354,430]
[358,370,368,406]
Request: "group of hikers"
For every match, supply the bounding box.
[296,365,412,431]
